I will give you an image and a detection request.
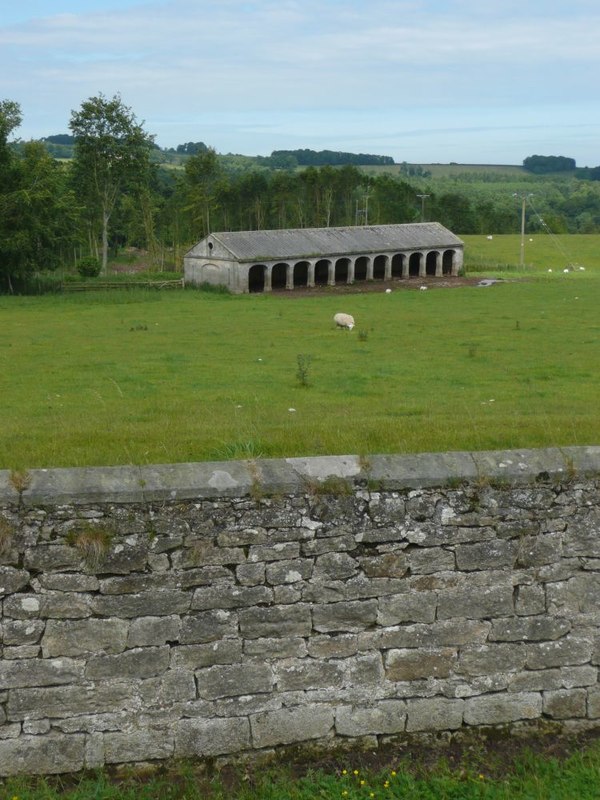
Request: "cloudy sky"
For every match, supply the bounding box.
[2,0,599,165]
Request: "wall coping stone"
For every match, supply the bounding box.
[1,446,598,506]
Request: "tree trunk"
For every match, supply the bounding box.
[101,209,109,275]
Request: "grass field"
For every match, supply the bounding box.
[2,235,599,470]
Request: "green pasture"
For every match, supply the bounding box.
[2,239,599,470]
[462,233,599,271]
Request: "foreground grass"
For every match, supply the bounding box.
[1,238,599,469]
[4,738,600,799]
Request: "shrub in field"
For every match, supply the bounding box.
[76,256,102,277]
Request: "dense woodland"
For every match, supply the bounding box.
[2,94,600,292]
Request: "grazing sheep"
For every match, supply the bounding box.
[334,312,355,330]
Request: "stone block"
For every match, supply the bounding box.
[244,637,307,659]
[0,566,30,597]
[458,643,526,676]
[313,552,358,581]
[377,592,436,625]
[515,533,563,567]
[301,534,357,556]
[86,646,170,680]
[127,615,182,647]
[91,590,191,618]
[385,648,456,681]
[23,545,80,572]
[336,700,406,736]
[3,619,45,645]
[239,604,312,639]
[509,665,598,693]
[176,717,251,757]
[248,541,300,563]
[98,573,178,594]
[171,640,242,669]
[180,610,238,643]
[345,653,385,686]
[0,657,83,689]
[0,734,85,776]
[274,659,344,691]
[8,681,134,721]
[191,584,273,609]
[490,616,571,642]
[464,692,542,725]
[42,618,129,657]
[437,584,514,620]
[266,559,313,585]
[236,561,266,586]
[515,584,546,615]
[588,686,600,718]
[405,697,464,731]
[2,593,43,619]
[563,510,600,557]
[196,663,273,699]
[358,552,408,578]
[37,592,93,619]
[312,600,378,633]
[407,547,454,574]
[543,689,587,719]
[526,637,592,669]
[455,540,516,571]
[104,729,175,763]
[250,705,334,748]
[307,634,359,659]
[171,542,245,569]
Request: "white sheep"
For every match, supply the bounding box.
[333,312,355,330]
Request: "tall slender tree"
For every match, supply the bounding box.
[69,93,154,273]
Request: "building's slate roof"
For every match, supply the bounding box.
[201,223,463,262]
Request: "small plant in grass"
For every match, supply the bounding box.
[67,524,113,570]
[76,256,102,278]
[296,353,313,387]
[358,328,369,342]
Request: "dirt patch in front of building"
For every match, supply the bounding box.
[271,276,508,297]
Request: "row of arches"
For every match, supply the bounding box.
[248,249,461,292]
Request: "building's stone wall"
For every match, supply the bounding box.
[1,447,599,776]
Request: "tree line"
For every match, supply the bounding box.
[3,94,600,293]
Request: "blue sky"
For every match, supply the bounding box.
[2,0,599,165]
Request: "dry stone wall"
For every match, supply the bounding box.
[1,447,600,776]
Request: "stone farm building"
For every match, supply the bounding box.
[183,222,464,293]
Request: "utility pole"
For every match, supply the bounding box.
[356,189,371,225]
[416,193,430,222]
[513,193,533,268]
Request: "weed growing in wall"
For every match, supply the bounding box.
[0,516,13,557]
[66,524,114,571]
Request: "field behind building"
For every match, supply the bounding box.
[2,234,598,470]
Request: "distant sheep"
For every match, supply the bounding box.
[333,312,355,330]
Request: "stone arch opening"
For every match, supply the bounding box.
[426,251,438,276]
[409,252,421,277]
[271,262,288,290]
[443,250,455,275]
[355,256,369,281]
[293,261,309,287]
[391,253,404,278]
[335,257,351,284]
[373,254,386,280]
[249,263,266,292]
[314,259,330,286]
